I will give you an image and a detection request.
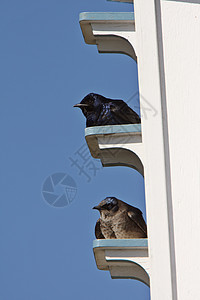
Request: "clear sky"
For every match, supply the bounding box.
[0,0,150,299]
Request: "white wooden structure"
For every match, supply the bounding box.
[80,1,200,299]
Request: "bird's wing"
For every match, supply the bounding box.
[95,219,105,239]
[127,210,147,237]
[110,100,141,124]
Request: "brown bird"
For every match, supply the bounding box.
[93,197,147,239]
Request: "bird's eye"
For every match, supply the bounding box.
[107,203,113,210]
[102,203,113,210]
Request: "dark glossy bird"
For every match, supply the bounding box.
[74,93,141,127]
[93,197,147,239]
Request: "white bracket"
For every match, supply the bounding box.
[85,124,144,176]
[79,12,137,60]
[93,239,149,286]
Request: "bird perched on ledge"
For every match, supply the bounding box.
[93,197,147,239]
[74,93,141,127]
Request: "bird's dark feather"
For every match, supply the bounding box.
[95,219,105,239]
[74,93,141,127]
[128,211,147,236]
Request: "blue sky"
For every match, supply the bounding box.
[0,0,150,299]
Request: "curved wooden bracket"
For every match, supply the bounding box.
[93,239,150,286]
[79,12,137,60]
[85,124,144,176]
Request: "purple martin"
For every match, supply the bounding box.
[93,197,147,239]
[74,93,141,127]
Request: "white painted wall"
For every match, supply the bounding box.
[135,0,200,299]
[161,1,200,299]
[134,1,175,298]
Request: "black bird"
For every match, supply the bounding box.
[74,93,141,127]
[93,197,147,239]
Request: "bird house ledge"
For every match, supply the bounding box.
[85,124,144,176]
[79,12,137,60]
[93,239,149,286]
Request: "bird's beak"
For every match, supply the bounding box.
[73,103,89,108]
[93,205,100,211]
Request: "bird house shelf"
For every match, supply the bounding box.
[85,124,144,176]
[79,12,137,60]
[93,239,149,286]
